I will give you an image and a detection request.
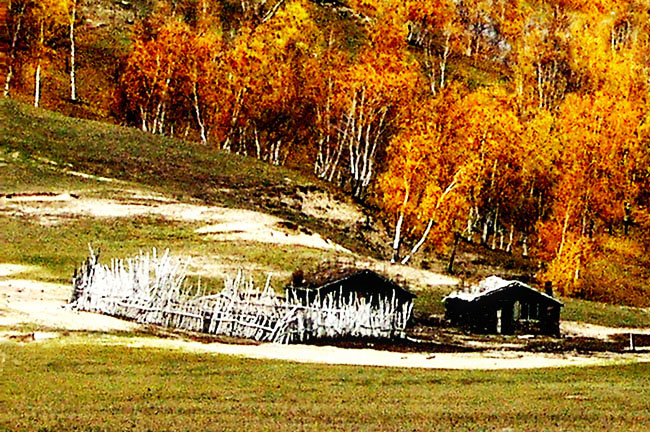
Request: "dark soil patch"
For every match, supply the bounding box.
[304,324,646,355]
[523,337,627,354]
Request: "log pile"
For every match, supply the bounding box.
[69,248,413,343]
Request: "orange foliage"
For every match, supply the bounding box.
[7,0,650,305]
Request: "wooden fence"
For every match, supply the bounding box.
[69,248,413,343]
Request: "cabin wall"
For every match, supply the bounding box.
[445,293,561,336]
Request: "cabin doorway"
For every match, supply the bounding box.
[496,304,514,335]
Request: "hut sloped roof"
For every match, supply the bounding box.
[290,266,416,300]
[444,276,562,306]
[312,269,416,299]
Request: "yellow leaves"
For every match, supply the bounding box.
[534,89,646,291]
[33,0,69,18]
[543,231,590,297]
[378,91,481,250]
[452,87,523,163]
[261,0,317,52]
[405,0,455,27]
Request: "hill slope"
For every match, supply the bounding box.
[2,100,650,329]
[0,99,462,291]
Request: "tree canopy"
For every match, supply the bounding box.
[4,0,650,304]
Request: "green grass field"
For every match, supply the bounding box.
[0,338,648,431]
[562,298,650,328]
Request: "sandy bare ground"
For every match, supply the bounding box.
[0,190,462,288]
[0,264,137,333]
[562,321,650,339]
[1,191,351,252]
[0,278,137,332]
[52,335,648,370]
[5,330,649,370]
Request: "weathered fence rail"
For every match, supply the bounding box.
[69,248,413,344]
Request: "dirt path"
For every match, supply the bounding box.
[5,331,649,370]
[561,321,650,339]
[96,335,650,369]
[1,192,351,252]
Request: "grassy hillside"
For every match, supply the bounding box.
[0,99,367,292]
[0,98,380,252]
[0,99,309,200]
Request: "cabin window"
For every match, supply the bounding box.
[518,302,540,321]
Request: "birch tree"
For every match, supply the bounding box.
[539,91,644,295]
[179,25,222,144]
[211,0,319,163]
[378,88,477,265]
[239,0,287,25]
[3,0,33,97]
[25,0,68,107]
[451,88,524,249]
[67,0,79,101]
[304,30,350,181]
[339,11,419,198]
[120,19,191,134]
[404,0,458,95]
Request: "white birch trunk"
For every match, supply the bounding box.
[3,3,25,97]
[140,106,148,132]
[491,205,499,250]
[34,62,41,107]
[400,219,434,265]
[506,224,514,253]
[34,23,44,108]
[69,0,77,101]
[391,189,409,264]
[314,77,344,181]
[536,62,544,109]
[482,216,490,244]
[558,207,570,256]
[522,235,528,257]
[439,33,451,90]
[399,170,462,265]
[193,83,206,143]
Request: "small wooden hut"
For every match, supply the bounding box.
[444,276,562,336]
[287,268,416,310]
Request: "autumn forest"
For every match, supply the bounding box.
[3,0,650,306]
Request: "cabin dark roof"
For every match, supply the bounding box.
[289,268,416,300]
[444,276,562,306]
[315,269,415,298]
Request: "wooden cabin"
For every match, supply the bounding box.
[444,276,562,336]
[287,268,416,310]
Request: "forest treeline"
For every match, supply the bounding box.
[4,0,650,305]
